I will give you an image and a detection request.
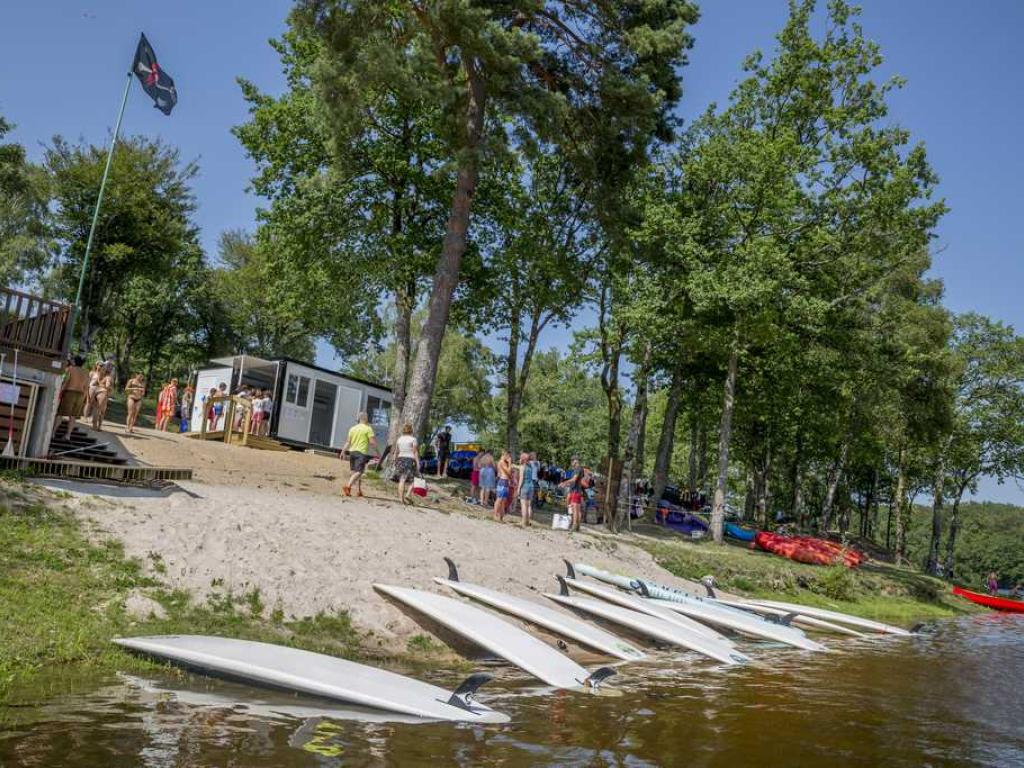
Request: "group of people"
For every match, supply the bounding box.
[53,357,118,439]
[466,452,594,531]
[53,356,201,440]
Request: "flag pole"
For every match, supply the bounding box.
[65,71,133,355]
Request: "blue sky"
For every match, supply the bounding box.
[3,1,1023,500]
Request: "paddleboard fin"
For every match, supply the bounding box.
[555,575,571,596]
[443,557,460,582]
[910,622,925,634]
[563,559,577,579]
[700,576,717,598]
[636,581,652,598]
[779,612,798,627]
[583,667,616,689]
[446,673,492,710]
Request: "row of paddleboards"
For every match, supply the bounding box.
[115,559,913,723]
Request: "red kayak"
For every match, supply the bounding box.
[952,586,1024,613]
[754,532,863,568]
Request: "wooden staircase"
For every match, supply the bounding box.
[48,427,128,465]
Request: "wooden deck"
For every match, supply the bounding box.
[0,455,193,484]
[187,431,290,451]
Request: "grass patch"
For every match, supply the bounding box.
[0,480,367,702]
[644,536,978,625]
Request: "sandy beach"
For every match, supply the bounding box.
[63,424,716,655]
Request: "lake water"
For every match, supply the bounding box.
[2,615,1022,767]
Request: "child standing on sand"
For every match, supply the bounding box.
[261,390,273,435]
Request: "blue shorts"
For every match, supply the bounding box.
[496,479,510,500]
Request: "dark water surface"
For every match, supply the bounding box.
[2,615,1022,767]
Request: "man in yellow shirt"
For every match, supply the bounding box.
[341,411,378,497]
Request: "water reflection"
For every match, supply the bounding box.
[1,616,1022,767]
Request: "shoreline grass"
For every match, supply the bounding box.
[644,536,980,625]
[0,478,367,703]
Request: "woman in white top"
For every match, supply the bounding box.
[394,422,420,505]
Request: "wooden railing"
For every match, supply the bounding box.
[0,287,71,359]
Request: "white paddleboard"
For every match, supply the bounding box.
[644,597,826,651]
[571,562,825,651]
[563,574,735,646]
[113,635,509,723]
[711,598,867,637]
[374,584,616,692]
[435,566,645,662]
[739,599,912,636]
[545,588,750,666]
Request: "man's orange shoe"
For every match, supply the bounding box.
[342,486,351,497]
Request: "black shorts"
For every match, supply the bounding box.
[349,452,371,472]
[438,449,450,465]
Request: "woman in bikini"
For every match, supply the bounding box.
[84,362,103,420]
[91,364,114,431]
[124,373,146,434]
[493,450,513,522]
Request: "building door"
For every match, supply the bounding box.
[309,379,338,447]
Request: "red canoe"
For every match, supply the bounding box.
[754,531,863,568]
[952,586,1024,613]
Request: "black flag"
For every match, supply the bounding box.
[132,33,177,115]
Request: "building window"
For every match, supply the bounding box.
[367,396,391,428]
[286,374,311,407]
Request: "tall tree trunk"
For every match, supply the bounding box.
[893,448,908,564]
[635,398,648,476]
[505,307,548,459]
[613,343,651,531]
[399,64,486,438]
[943,483,967,578]
[820,439,849,532]
[651,370,684,507]
[504,311,521,456]
[686,418,698,492]
[791,434,805,529]
[597,283,625,463]
[743,467,755,521]
[697,425,709,496]
[711,344,740,544]
[386,284,414,450]
[926,456,947,575]
[756,433,772,530]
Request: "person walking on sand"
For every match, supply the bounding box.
[124,373,146,434]
[494,450,513,522]
[395,422,419,505]
[341,411,378,498]
[53,356,89,439]
[517,451,535,527]
[90,364,114,431]
[83,361,104,420]
[204,387,219,432]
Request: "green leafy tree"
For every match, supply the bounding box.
[296,0,699,441]
[0,115,50,285]
[211,230,316,361]
[42,135,202,353]
[932,314,1024,576]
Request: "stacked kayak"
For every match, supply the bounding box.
[953,586,1024,613]
[724,522,757,542]
[754,532,863,567]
